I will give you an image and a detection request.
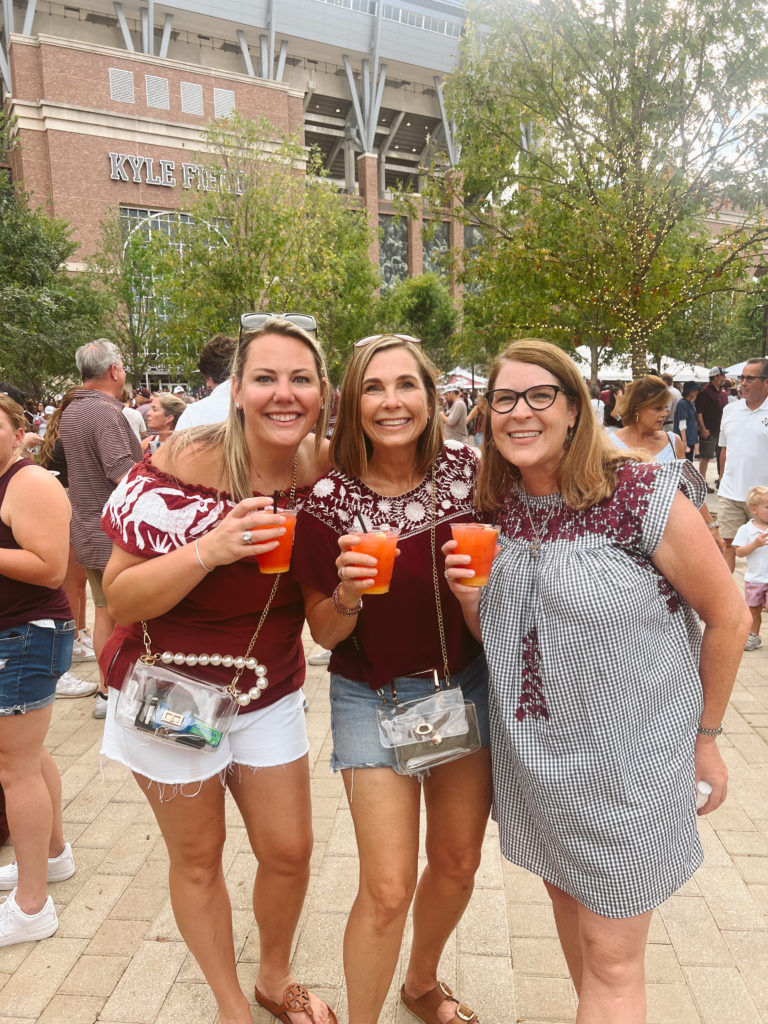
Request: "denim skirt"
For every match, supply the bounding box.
[0,619,75,715]
[329,654,490,773]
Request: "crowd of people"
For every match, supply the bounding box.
[0,329,766,1024]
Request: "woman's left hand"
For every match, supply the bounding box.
[695,735,727,815]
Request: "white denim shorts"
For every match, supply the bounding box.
[101,686,308,785]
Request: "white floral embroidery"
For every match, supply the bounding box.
[441,499,452,509]
[338,509,350,521]
[312,478,335,498]
[377,499,393,515]
[405,500,426,522]
[450,480,470,500]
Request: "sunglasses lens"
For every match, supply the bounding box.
[240,313,270,333]
[283,313,317,333]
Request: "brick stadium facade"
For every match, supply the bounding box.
[1,0,469,284]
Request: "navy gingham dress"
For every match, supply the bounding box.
[480,460,707,918]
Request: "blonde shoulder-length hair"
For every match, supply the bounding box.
[330,335,443,479]
[475,339,635,512]
[164,317,330,502]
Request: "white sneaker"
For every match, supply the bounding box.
[56,672,98,698]
[0,843,75,891]
[92,694,108,719]
[0,889,58,947]
[72,631,96,662]
[308,649,331,666]
[744,632,763,651]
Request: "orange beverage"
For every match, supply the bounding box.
[450,522,499,587]
[350,529,399,595]
[254,509,297,574]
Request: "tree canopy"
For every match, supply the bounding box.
[0,114,105,397]
[444,0,768,377]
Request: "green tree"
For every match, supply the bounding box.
[0,121,105,397]
[145,114,379,382]
[376,273,458,370]
[441,0,768,378]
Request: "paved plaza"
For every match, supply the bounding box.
[1,576,767,1023]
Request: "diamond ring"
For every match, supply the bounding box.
[241,530,253,544]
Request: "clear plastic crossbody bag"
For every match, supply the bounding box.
[115,575,281,753]
[374,470,481,775]
[116,659,239,751]
[376,675,481,775]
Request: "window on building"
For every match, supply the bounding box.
[146,75,170,110]
[423,220,449,277]
[379,214,408,288]
[181,81,204,116]
[109,67,134,104]
[213,88,236,119]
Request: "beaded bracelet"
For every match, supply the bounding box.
[697,724,723,736]
[332,583,363,616]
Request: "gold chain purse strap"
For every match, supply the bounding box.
[428,465,451,687]
[138,456,297,704]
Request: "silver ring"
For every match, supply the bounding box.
[339,566,347,580]
[444,571,451,581]
[241,530,253,544]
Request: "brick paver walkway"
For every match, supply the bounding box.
[1,589,766,1023]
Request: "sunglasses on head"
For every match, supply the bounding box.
[354,333,422,348]
[239,313,317,338]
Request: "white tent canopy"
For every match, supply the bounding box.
[572,346,710,382]
[439,366,488,391]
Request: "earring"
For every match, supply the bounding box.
[235,402,241,409]
[564,427,575,449]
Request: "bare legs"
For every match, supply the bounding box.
[92,605,114,687]
[545,882,653,1024]
[0,706,59,914]
[138,754,328,1024]
[228,756,333,1023]
[342,748,492,1024]
[138,774,251,1024]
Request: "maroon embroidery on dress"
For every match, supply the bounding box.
[516,627,549,722]
[498,462,659,549]
[626,551,682,614]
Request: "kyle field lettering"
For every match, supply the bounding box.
[108,153,243,193]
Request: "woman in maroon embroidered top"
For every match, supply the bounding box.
[444,340,749,1024]
[293,335,491,1024]
[100,320,337,1024]
[0,395,75,946]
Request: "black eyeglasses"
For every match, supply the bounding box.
[354,333,422,348]
[239,313,317,338]
[738,374,768,382]
[484,385,572,414]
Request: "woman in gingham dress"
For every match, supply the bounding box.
[444,340,749,1023]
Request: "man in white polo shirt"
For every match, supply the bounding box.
[718,358,768,571]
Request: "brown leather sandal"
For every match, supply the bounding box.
[400,981,478,1024]
[254,982,338,1024]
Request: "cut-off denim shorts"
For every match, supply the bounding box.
[0,618,75,715]
[329,654,490,774]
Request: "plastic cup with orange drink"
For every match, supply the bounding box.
[350,528,399,594]
[253,509,297,574]
[450,522,499,587]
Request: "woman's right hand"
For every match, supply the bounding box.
[197,496,289,568]
[441,538,488,607]
[334,533,382,601]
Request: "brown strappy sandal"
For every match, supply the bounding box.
[400,980,479,1024]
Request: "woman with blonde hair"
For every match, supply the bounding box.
[293,334,490,1024]
[141,392,187,451]
[445,339,749,1023]
[99,318,337,1024]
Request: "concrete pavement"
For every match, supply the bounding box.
[1,592,767,1023]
